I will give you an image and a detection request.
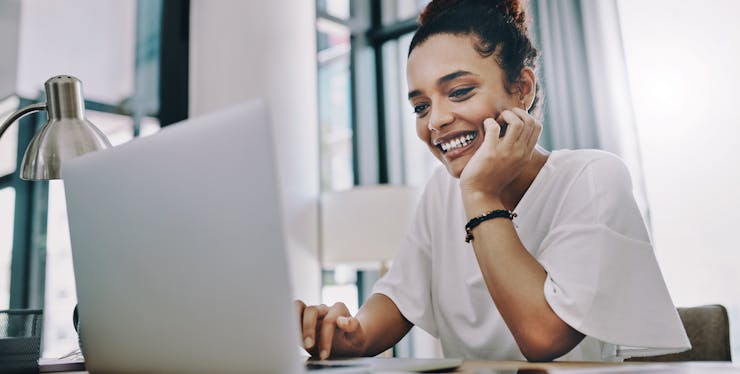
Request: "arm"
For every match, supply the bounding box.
[296,293,412,359]
[464,194,584,361]
[356,293,413,356]
[460,109,583,361]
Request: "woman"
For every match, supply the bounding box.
[296,0,690,362]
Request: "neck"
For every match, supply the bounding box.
[500,146,550,211]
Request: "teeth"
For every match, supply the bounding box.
[439,133,476,152]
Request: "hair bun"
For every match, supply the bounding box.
[418,0,460,25]
[418,0,529,31]
[499,0,527,27]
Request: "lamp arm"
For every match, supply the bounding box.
[0,103,47,138]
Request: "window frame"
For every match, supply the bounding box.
[4,0,190,311]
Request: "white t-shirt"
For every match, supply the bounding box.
[372,149,690,361]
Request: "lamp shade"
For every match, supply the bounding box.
[320,185,421,267]
[20,76,111,180]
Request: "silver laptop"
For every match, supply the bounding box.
[63,100,461,373]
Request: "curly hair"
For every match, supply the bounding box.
[410,0,542,118]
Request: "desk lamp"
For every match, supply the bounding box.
[0,75,111,180]
[0,75,109,371]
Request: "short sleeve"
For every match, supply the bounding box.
[372,184,438,338]
[538,155,690,356]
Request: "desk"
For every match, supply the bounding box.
[46,360,740,373]
[457,360,740,373]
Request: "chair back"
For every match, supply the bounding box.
[628,304,731,362]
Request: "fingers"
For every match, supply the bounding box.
[482,118,502,146]
[511,108,541,155]
[498,108,540,149]
[301,303,329,352]
[295,300,306,319]
[299,302,358,360]
[337,316,361,333]
[525,117,543,154]
[497,110,525,145]
[295,300,308,346]
[512,108,537,144]
[318,303,351,360]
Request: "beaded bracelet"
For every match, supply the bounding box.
[464,209,517,243]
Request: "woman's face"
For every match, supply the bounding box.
[407,33,522,178]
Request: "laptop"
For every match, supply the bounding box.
[63,100,461,373]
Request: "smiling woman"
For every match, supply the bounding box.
[406,34,539,180]
[297,0,691,362]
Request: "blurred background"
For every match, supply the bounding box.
[1,0,738,361]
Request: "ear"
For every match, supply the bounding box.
[514,67,536,110]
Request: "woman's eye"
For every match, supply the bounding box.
[413,103,429,115]
[450,87,474,99]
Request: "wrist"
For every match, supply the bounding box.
[464,209,517,243]
[461,190,505,219]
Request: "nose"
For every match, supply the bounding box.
[427,102,454,132]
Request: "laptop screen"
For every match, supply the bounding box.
[63,100,303,373]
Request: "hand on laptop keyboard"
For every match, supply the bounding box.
[295,300,368,360]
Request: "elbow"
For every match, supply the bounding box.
[519,340,563,362]
[517,326,585,362]
[521,346,563,362]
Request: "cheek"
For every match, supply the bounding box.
[416,119,429,142]
[465,97,501,124]
[416,120,445,161]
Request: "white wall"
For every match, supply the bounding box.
[618,0,740,359]
[17,0,135,103]
[0,0,20,98]
[190,0,321,303]
[2,0,135,102]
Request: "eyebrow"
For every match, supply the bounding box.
[407,70,477,100]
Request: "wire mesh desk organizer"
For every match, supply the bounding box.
[0,309,43,373]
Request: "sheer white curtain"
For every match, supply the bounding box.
[617,0,740,361]
[530,0,651,227]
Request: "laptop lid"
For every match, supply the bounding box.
[63,100,302,373]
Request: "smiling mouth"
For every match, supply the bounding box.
[435,131,478,154]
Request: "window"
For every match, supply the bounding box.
[316,0,441,358]
[43,113,160,357]
[0,97,20,177]
[0,96,21,310]
[0,187,15,310]
[1,0,188,358]
[317,6,354,192]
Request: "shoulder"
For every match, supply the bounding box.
[550,149,633,191]
[547,150,644,230]
[534,150,637,223]
[552,149,628,173]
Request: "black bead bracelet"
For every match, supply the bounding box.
[464,209,517,243]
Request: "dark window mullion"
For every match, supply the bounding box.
[366,17,417,46]
[370,1,388,184]
[84,100,124,115]
[159,0,189,127]
[349,33,360,186]
[0,174,12,185]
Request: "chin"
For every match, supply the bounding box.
[444,157,468,179]
[444,164,460,179]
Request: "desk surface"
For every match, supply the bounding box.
[50,360,740,373]
[457,360,740,373]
